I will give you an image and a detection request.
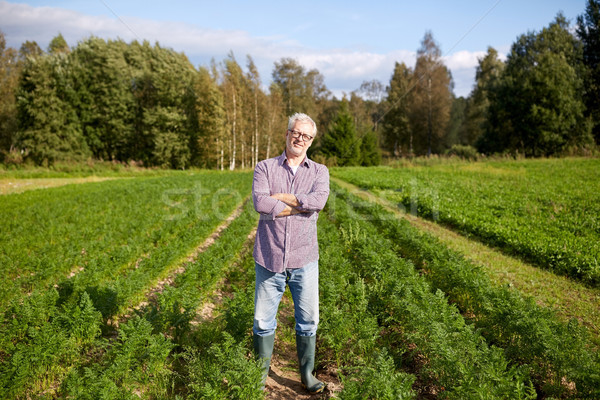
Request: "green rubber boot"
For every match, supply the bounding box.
[253,333,275,390]
[296,334,326,394]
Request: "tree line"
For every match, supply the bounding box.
[1,1,599,168]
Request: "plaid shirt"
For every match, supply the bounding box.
[252,152,330,273]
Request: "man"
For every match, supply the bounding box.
[251,112,329,394]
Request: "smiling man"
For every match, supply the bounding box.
[251,112,329,394]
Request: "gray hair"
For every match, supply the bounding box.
[288,113,317,137]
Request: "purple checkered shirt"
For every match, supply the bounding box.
[252,151,330,273]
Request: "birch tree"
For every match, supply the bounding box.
[410,31,452,156]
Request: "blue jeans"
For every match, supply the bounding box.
[253,261,319,337]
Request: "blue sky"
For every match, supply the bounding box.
[0,0,588,97]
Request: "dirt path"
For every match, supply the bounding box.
[195,227,257,325]
[117,198,250,324]
[332,176,600,343]
[0,176,123,194]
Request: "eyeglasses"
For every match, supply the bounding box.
[287,129,314,142]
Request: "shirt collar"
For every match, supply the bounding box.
[279,150,311,169]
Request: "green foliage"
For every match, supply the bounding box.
[409,31,453,156]
[482,15,594,156]
[58,199,259,399]
[444,144,479,160]
[322,194,533,399]
[69,37,135,162]
[577,0,600,144]
[0,171,251,309]
[334,159,600,285]
[48,33,69,54]
[193,66,227,168]
[317,216,418,398]
[0,290,103,398]
[271,57,329,118]
[184,332,263,400]
[0,172,252,398]
[382,62,413,157]
[331,170,600,398]
[382,32,452,157]
[320,100,361,166]
[61,316,174,399]
[339,349,415,400]
[17,52,91,165]
[359,129,381,166]
[465,47,505,147]
[0,31,21,163]
[147,107,190,169]
[15,37,199,168]
[221,285,255,342]
[444,95,467,149]
[56,291,103,346]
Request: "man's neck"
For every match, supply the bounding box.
[285,150,305,167]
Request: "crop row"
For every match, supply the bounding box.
[60,200,263,399]
[332,159,600,285]
[332,185,600,398]
[0,173,251,398]
[318,187,534,399]
[0,171,252,310]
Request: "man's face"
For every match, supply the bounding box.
[286,121,314,158]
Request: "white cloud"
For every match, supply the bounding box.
[443,50,486,70]
[442,50,487,98]
[0,1,482,97]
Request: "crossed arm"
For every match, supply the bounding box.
[270,193,308,216]
[252,162,329,219]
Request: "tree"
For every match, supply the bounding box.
[409,31,452,155]
[0,31,20,161]
[357,79,386,131]
[320,100,361,166]
[359,129,381,166]
[70,37,135,162]
[48,33,69,54]
[265,83,287,161]
[221,52,249,170]
[382,62,413,157]
[126,41,196,168]
[147,106,189,169]
[193,66,226,169]
[247,56,264,168]
[17,53,90,165]
[19,41,43,61]
[358,80,385,103]
[271,58,329,120]
[482,14,593,156]
[346,91,383,165]
[464,47,504,146]
[445,96,467,149]
[577,0,600,144]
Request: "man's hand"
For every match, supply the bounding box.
[276,205,306,217]
[271,193,309,217]
[271,193,300,207]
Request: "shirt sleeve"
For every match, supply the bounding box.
[252,161,287,219]
[295,164,330,212]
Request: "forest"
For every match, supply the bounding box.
[0,1,599,169]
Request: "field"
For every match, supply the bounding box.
[1,158,599,399]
